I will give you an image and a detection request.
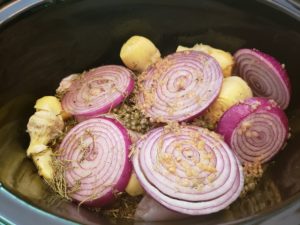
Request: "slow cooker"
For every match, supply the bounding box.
[0,0,300,224]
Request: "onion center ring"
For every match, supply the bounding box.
[231,113,286,163]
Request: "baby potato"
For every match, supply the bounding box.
[203,76,253,127]
[120,35,161,72]
[176,43,234,77]
[125,172,145,196]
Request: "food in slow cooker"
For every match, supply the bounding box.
[25,35,291,221]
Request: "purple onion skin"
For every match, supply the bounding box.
[233,48,291,109]
[216,97,289,162]
[251,49,291,96]
[59,117,132,207]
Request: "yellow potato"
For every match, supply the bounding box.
[120,35,161,72]
[203,76,253,126]
[125,172,145,196]
[176,43,234,77]
[32,148,53,181]
[34,96,62,115]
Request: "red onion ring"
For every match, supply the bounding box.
[133,125,243,215]
[234,49,291,109]
[136,51,223,122]
[75,113,142,143]
[58,117,132,207]
[62,65,134,118]
[216,97,289,164]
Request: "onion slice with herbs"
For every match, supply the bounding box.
[136,51,223,122]
[75,113,143,143]
[132,125,243,215]
[62,65,135,118]
[57,117,132,207]
[234,49,291,109]
[217,97,289,164]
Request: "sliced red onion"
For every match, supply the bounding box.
[136,51,223,122]
[132,125,243,215]
[76,112,120,123]
[216,97,289,164]
[234,48,291,109]
[75,112,119,123]
[135,195,189,221]
[76,113,142,143]
[62,65,135,118]
[101,113,143,143]
[58,117,132,207]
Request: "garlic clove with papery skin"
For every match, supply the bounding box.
[26,110,64,157]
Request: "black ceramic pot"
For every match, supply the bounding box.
[0,0,300,224]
